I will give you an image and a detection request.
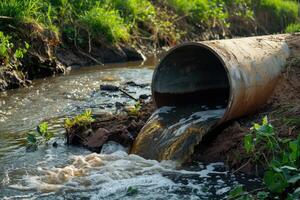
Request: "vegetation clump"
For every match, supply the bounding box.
[64,109,95,130]
[228,116,300,200]
[79,6,130,43]
[26,122,54,147]
[285,23,300,33]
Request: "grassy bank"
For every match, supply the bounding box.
[0,0,300,90]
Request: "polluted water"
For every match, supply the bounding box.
[131,104,225,163]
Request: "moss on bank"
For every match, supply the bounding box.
[0,0,299,90]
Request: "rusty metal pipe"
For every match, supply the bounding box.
[152,34,293,124]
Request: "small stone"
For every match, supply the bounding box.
[100,84,119,91]
[52,141,58,148]
[84,128,110,148]
[139,94,149,100]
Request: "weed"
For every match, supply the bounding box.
[79,6,130,43]
[257,0,299,32]
[285,23,300,33]
[0,0,41,22]
[64,109,95,130]
[126,101,142,116]
[228,116,300,199]
[26,122,54,147]
[0,31,30,69]
[126,186,139,196]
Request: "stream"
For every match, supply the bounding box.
[0,59,260,199]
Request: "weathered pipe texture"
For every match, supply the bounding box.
[152,34,298,125]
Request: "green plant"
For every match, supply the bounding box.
[0,31,30,67]
[126,186,138,196]
[229,116,300,199]
[167,0,229,27]
[243,116,280,165]
[79,5,130,43]
[285,23,300,33]
[0,31,13,62]
[26,122,54,146]
[257,0,299,32]
[0,0,41,22]
[64,109,95,130]
[105,0,156,23]
[127,101,142,116]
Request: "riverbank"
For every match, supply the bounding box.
[1,0,300,91]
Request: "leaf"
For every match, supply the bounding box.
[257,191,269,200]
[263,170,288,193]
[244,134,254,153]
[27,133,37,144]
[253,123,261,131]
[37,122,49,135]
[262,116,268,125]
[287,173,300,184]
[289,139,300,162]
[292,187,300,199]
[126,186,138,196]
[44,132,54,141]
[229,185,244,198]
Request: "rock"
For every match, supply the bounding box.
[125,81,149,88]
[121,46,146,61]
[139,94,150,100]
[52,141,58,148]
[84,128,110,148]
[100,84,119,91]
[115,102,125,110]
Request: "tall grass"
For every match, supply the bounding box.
[285,23,300,33]
[257,0,299,32]
[0,0,41,21]
[105,0,156,23]
[79,6,130,43]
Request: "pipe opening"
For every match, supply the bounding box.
[152,44,230,108]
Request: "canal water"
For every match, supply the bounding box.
[0,59,260,199]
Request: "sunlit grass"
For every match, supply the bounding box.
[79,6,130,43]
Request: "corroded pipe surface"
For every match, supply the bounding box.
[152,34,295,124]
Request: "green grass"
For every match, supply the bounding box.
[285,23,300,33]
[167,0,228,25]
[79,6,130,43]
[228,116,300,199]
[257,0,299,32]
[105,0,156,23]
[0,0,41,21]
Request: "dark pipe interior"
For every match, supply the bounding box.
[152,44,230,108]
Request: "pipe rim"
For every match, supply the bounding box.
[152,42,233,125]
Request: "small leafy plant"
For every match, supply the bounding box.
[64,109,95,130]
[26,122,54,147]
[126,186,138,196]
[126,101,142,116]
[228,116,300,200]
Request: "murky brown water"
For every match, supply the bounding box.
[131,106,225,163]
[0,59,260,199]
